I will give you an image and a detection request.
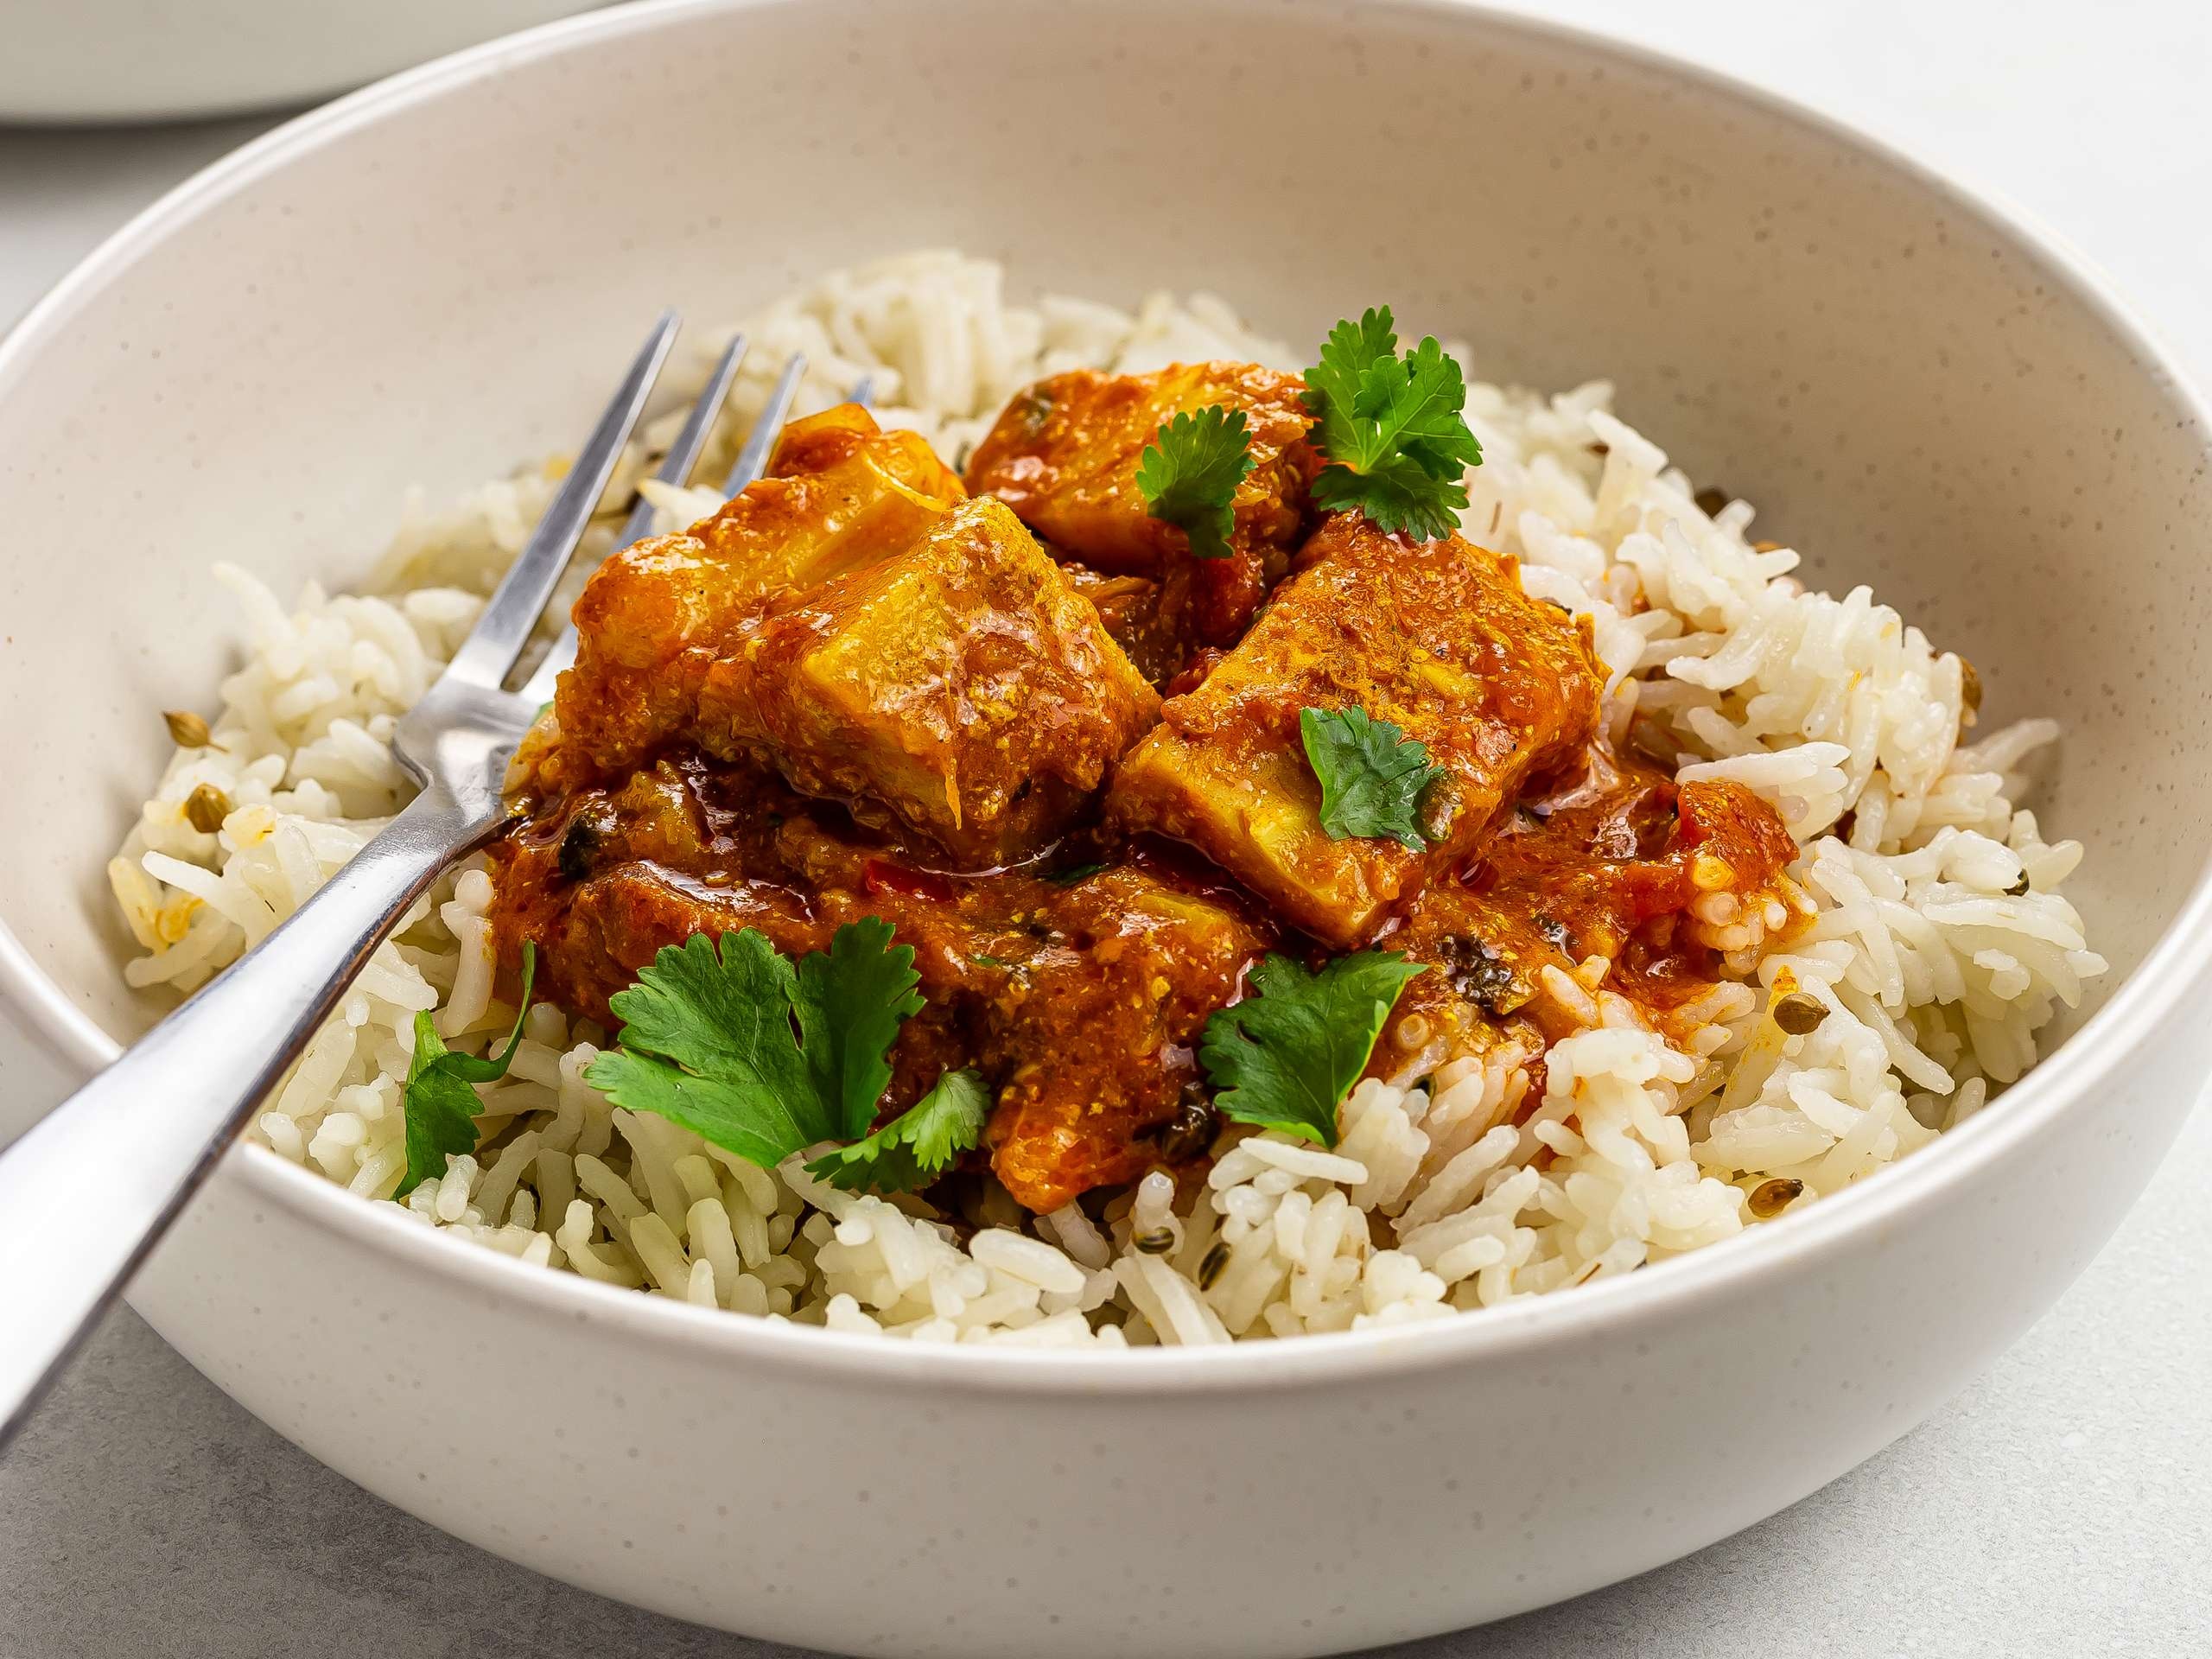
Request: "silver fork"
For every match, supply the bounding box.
[0,318,838,1446]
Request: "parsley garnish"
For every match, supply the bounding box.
[397,942,537,1198]
[1135,404,1255,559]
[1300,706,1444,850]
[1301,307,1483,542]
[805,1069,988,1192]
[584,919,921,1171]
[1199,951,1427,1147]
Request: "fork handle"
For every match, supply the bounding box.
[0,784,502,1448]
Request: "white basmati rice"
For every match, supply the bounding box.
[105,250,2105,1344]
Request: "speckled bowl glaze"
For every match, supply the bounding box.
[2,3,2208,1653]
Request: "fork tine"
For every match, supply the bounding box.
[848,372,876,410]
[721,352,807,494]
[442,311,681,690]
[612,330,750,550]
[517,330,750,707]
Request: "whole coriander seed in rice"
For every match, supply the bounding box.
[104,251,2104,1344]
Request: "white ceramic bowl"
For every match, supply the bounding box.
[0,0,595,122]
[3,2,2209,1652]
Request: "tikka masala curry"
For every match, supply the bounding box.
[491,359,1798,1213]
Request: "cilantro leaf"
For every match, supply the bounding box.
[804,1069,989,1193]
[1135,404,1255,559]
[585,920,920,1169]
[1301,308,1483,542]
[791,915,923,1140]
[1199,951,1427,1147]
[397,942,537,1198]
[1300,706,1445,850]
[586,931,827,1167]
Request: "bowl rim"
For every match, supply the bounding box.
[3,0,2209,1394]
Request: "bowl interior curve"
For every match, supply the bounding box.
[0,0,2206,1197]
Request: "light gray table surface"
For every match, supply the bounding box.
[3,3,2209,1655]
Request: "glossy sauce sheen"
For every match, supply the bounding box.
[964,362,1317,652]
[1384,759,1797,1087]
[493,377,1799,1211]
[696,494,1160,867]
[1109,512,1605,948]
[491,761,1269,1210]
[533,404,964,793]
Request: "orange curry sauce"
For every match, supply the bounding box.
[489,368,1803,1212]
